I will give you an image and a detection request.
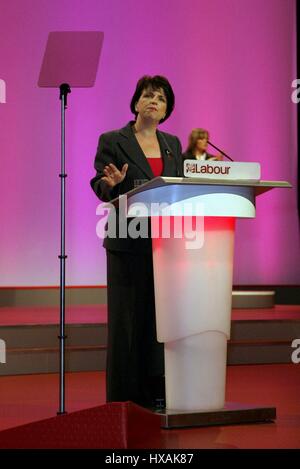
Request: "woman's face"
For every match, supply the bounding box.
[196,134,208,153]
[135,86,167,123]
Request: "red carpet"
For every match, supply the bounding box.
[0,401,162,449]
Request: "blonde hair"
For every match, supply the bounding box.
[186,128,210,155]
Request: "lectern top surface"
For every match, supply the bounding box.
[108,177,291,206]
[153,177,291,189]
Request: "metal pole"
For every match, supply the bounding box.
[58,83,71,415]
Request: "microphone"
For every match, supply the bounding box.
[208,140,234,162]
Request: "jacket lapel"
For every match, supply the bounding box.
[157,130,175,176]
[118,122,154,179]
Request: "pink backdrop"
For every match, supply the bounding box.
[0,0,299,286]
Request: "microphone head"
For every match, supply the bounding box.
[165,149,173,160]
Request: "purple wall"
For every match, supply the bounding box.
[0,0,299,286]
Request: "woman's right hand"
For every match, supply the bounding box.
[101,163,128,188]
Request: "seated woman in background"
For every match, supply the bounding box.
[183,128,223,161]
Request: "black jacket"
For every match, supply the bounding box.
[90,121,183,252]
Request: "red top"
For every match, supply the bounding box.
[147,157,163,177]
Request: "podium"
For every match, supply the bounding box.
[108,175,291,427]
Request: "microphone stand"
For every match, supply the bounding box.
[58,83,71,415]
[208,140,234,162]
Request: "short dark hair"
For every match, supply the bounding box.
[130,75,175,123]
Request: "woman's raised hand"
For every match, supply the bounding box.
[102,163,128,188]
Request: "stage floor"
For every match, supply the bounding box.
[0,304,299,326]
[0,364,299,449]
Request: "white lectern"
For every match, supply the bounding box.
[108,175,291,427]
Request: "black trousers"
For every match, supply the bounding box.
[106,246,165,407]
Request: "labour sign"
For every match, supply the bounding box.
[184,160,261,182]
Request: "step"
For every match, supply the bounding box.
[0,345,106,375]
[0,305,299,375]
[232,291,275,308]
[0,323,107,349]
[0,288,278,308]
[227,339,295,365]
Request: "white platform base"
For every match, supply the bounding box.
[164,331,227,411]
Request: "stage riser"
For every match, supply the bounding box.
[0,288,279,308]
[231,321,300,340]
[0,288,108,308]
[0,349,106,376]
[0,344,295,376]
[227,344,295,365]
[1,321,297,350]
[0,324,107,348]
[0,319,298,375]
